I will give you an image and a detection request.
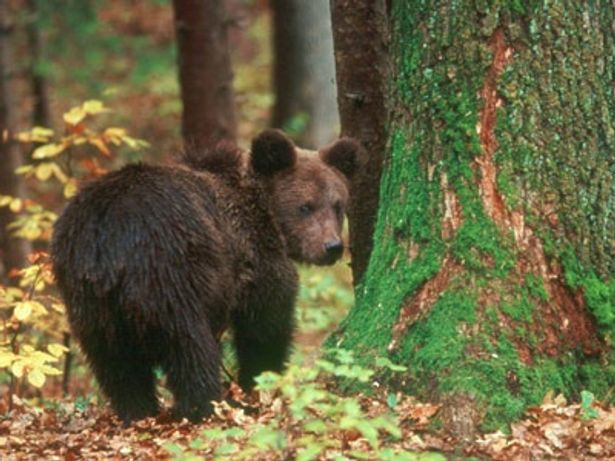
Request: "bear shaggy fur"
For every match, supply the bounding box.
[51,129,359,424]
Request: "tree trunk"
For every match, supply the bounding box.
[271,0,338,149]
[332,1,614,438]
[330,0,389,285]
[26,0,51,128]
[0,0,29,282]
[172,0,236,148]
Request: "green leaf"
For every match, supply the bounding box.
[375,357,408,372]
[214,443,239,456]
[296,443,323,461]
[387,393,398,409]
[303,419,328,433]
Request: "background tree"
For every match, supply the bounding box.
[331,0,614,437]
[0,0,30,282]
[172,0,236,147]
[330,0,389,284]
[26,0,51,128]
[271,0,338,148]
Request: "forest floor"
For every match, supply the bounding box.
[2,267,614,460]
[2,383,615,460]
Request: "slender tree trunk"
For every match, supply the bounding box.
[26,0,51,128]
[332,1,614,438]
[330,0,389,285]
[172,0,236,148]
[0,0,29,282]
[271,0,338,149]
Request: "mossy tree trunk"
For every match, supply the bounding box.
[331,1,614,437]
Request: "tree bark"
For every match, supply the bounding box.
[271,0,338,149]
[172,0,236,148]
[332,1,614,438]
[330,0,389,285]
[26,0,51,128]
[0,0,29,282]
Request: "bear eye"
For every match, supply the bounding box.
[298,203,314,216]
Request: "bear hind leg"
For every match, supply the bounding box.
[163,323,221,422]
[80,332,159,424]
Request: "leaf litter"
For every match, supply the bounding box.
[2,381,615,460]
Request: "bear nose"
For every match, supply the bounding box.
[324,239,344,258]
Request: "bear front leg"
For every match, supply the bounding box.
[232,293,296,391]
[163,322,221,422]
[80,332,159,425]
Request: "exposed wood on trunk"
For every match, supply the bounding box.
[271,0,338,149]
[388,258,461,351]
[330,0,389,285]
[476,29,511,229]
[0,0,29,282]
[475,28,601,358]
[172,0,236,148]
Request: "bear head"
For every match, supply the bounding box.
[251,129,360,266]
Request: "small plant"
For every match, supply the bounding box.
[164,350,446,461]
[580,390,599,420]
[0,100,147,406]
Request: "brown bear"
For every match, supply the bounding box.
[51,129,359,424]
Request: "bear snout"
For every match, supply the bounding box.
[325,239,344,259]
[313,238,344,265]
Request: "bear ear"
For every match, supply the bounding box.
[320,138,361,179]
[251,129,296,175]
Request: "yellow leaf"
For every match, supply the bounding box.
[47,344,68,358]
[20,224,42,241]
[88,137,111,156]
[13,301,33,321]
[40,365,62,376]
[11,361,25,378]
[27,368,46,388]
[63,180,78,199]
[103,127,126,145]
[15,165,34,175]
[0,195,12,207]
[0,351,16,368]
[104,127,126,137]
[63,107,86,126]
[34,163,54,181]
[9,198,22,213]
[51,163,68,183]
[32,143,66,159]
[6,287,24,300]
[82,100,110,114]
[29,300,47,315]
[51,302,66,314]
[31,126,54,140]
[17,127,54,143]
